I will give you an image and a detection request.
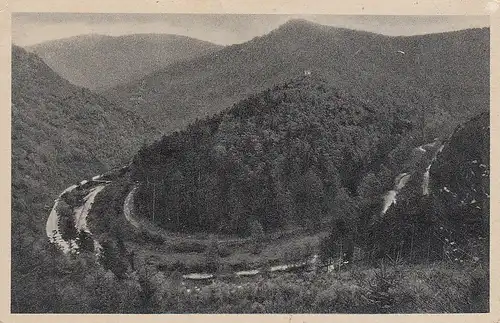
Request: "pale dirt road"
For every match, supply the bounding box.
[123,186,140,229]
[46,181,109,253]
[74,185,107,232]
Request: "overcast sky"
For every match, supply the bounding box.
[12,13,489,47]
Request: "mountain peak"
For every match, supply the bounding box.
[276,18,323,32]
[271,18,376,39]
[283,18,318,27]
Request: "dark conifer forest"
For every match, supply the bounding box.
[132,75,415,235]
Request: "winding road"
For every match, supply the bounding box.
[46,174,113,254]
[123,186,140,229]
[121,184,335,280]
[47,138,445,279]
[381,138,445,216]
[46,184,79,253]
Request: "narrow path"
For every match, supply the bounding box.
[122,186,332,281]
[181,254,340,281]
[381,139,444,216]
[123,186,140,229]
[46,180,109,254]
[74,185,107,232]
[182,255,320,281]
[381,173,411,215]
[46,165,131,253]
[46,184,80,253]
[422,143,445,196]
[122,184,309,246]
[48,169,338,281]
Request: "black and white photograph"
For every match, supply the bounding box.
[11,12,490,314]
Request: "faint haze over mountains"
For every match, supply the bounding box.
[13,13,489,46]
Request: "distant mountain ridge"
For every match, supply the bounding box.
[105,20,489,138]
[29,33,223,91]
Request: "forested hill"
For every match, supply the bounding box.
[12,45,163,311]
[106,20,489,137]
[29,34,222,92]
[12,44,156,244]
[130,74,417,235]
